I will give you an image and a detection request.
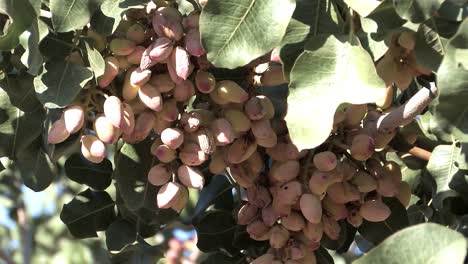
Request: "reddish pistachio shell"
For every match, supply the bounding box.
[177,165,205,189]
[152,7,184,41]
[350,134,375,161]
[300,194,322,224]
[182,12,199,29]
[154,144,177,163]
[138,84,163,111]
[149,73,175,93]
[148,164,172,186]
[360,200,391,222]
[110,38,136,56]
[281,211,305,231]
[262,205,278,227]
[63,105,84,134]
[168,46,193,81]
[252,254,275,264]
[224,109,251,133]
[277,181,302,205]
[179,143,208,166]
[195,70,215,93]
[126,23,146,44]
[269,225,290,249]
[303,221,323,242]
[251,119,273,139]
[160,99,179,122]
[98,56,119,88]
[161,128,184,149]
[184,29,205,57]
[313,151,338,172]
[133,112,155,141]
[246,185,271,208]
[226,137,257,164]
[81,135,106,163]
[127,46,146,64]
[157,182,182,208]
[121,103,135,135]
[130,67,152,86]
[48,117,70,144]
[211,118,235,145]
[272,197,292,217]
[247,219,270,238]
[104,96,123,128]
[94,115,119,144]
[237,203,258,225]
[140,37,173,70]
[269,160,300,183]
[216,80,249,103]
[266,143,300,161]
[171,185,189,212]
[173,80,195,102]
[322,196,348,220]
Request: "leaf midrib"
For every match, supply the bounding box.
[212,0,256,63]
[65,202,115,224]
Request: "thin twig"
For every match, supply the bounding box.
[408,146,432,161]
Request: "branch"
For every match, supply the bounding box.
[408,146,432,161]
[377,83,438,133]
[0,250,15,264]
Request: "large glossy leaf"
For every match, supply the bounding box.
[64,153,113,190]
[427,144,468,208]
[19,19,49,76]
[190,175,233,222]
[354,223,467,264]
[50,0,105,32]
[114,139,160,211]
[286,35,387,150]
[16,139,57,192]
[345,0,383,17]
[280,0,344,80]
[393,0,443,23]
[106,219,137,252]
[110,241,162,264]
[83,39,105,78]
[200,0,296,69]
[91,0,147,36]
[358,198,409,245]
[60,188,116,238]
[194,210,237,253]
[0,0,36,50]
[34,60,93,108]
[428,20,468,143]
[0,84,45,158]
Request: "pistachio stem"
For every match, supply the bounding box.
[377,83,438,133]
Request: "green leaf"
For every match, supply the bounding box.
[280,18,311,46]
[429,19,468,142]
[83,39,105,78]
[0,83,45,158]
[358,198,409,245]
[114,139,160,211]
[427,143,468,206]
[353,223,467,264]
[34,60,93,108]
[286,35,387,150]
[280,0,344,80]
[200,0,296,69]
[393,0,443,23]
[64,153,113,190]
[16,139,57,192]
[19,19,49,76]
[106,219,137,252]
[50,0,105,32]
[92,0,147,36]
[194,210,237,253]
[345,0,383,17]
[191,174,233,222]
[39,31,75,60]
[1,74,43,112]
[111,242,163,264]
[60,188,116,238]
[0,0,36,50]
